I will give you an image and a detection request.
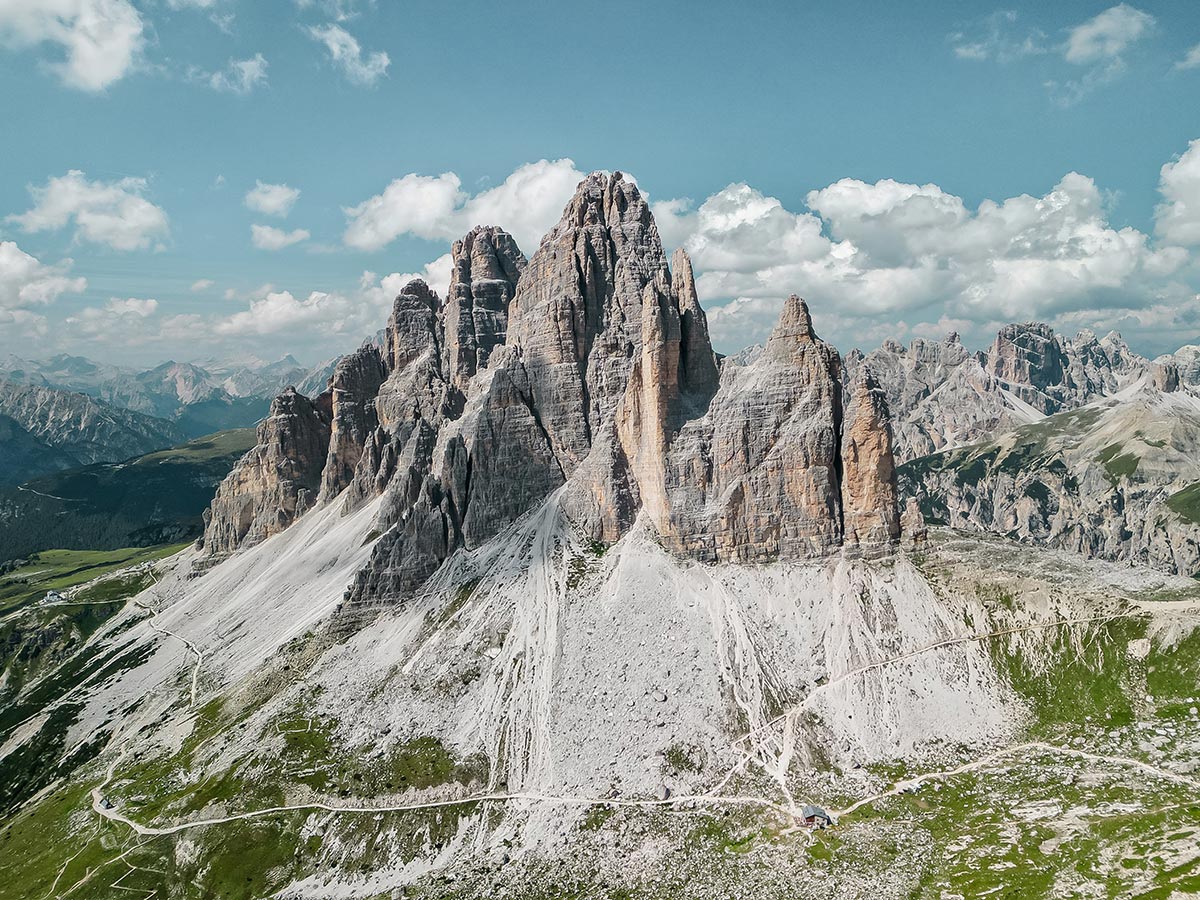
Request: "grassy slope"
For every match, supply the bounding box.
[0,428,254,561]
[0,543,185,818]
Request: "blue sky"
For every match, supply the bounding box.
[1,0,1199,366]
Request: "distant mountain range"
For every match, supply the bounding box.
[0,353,337,486]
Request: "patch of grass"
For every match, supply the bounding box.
[0,543,184,615]
[1166,482,1200,526]
[664,742,704,774]
[987,616,1145,735]
[1098,443,1140,484]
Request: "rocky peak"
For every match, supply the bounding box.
[443,226,526,390]
[319,345,388,501]
[765,295,817,358]
[386,279,441,374]
[988,322,1067,396]
[842,369,900,548]
[671,247,719,400]
[506,170,673,470]
[201,387,332,556]
[202,170,904,613]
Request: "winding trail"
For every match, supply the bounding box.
[66,585,1200,897]
[831,740,1200,819]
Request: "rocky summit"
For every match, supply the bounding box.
[200,172,904,609]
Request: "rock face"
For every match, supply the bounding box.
[661,296,848,561]
[443,226,526,392]
[201,388,331,556]
[319,346,387,502]
[842,370,901,548]
[899,380,1200,576]
[848,324,1148,463]
[202,172,904,610]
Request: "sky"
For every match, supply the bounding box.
[1,0,1200,368]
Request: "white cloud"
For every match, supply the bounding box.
[343,158,585,253]
[216,256,450,338]
[9,170,169,251]
[0,0,144,91]
[1063,4,1154,64]
[950,10,1046,63]
[306,23,388,86]
[244,181,300,217]
[656,163,1190,354]
[190,278,214,292]
[103,296,157,316]
[1155,139,1200,246]
[0,241,87,309]
[1177,43,1200,72]
[251,224,310,250]
[205,54,268,94]
[294,0,365,20]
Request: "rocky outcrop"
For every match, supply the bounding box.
[201,388,331,555]
[660,296,849,561]
[319,346,387,502]
[842,370,900,548]
[671,247,720,404]
[899,380,1200,576]
[203,171,905,612]
[849,324,1149,463]
[443,226,525,392]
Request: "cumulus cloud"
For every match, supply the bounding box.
[216,256,450,337]
[0,241,87,310]
[244,181,300,217]
[190,279,214,292]
[655,162,1191,354]
[0,0,145,91]
[306,23,388,86]
[343,158,585,253]
[250,224,310,250]
[9,170,169,251]
[1155,139,1200,246]
[204,54,268,94]
[65,300,203,346]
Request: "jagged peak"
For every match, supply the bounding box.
[765,295,817,355]
[553,170,652,234]
[671,247,698,308]
[394,278,440,311]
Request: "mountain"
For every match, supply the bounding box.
[899,363,1200,576]
[0,354,336,441]
[200,180,899,605]
[3,172,1199,900]
[0,428,256,560]
[847,325,1147,463]
[0,381,185,484]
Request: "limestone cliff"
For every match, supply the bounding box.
[201,388,331,556]
[202,171,904,611]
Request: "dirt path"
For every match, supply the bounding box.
[832,740,1200,819]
